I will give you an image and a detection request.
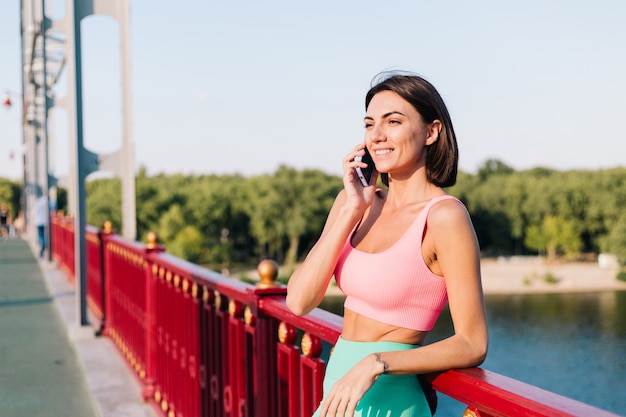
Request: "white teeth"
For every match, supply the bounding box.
[375,149,392,155]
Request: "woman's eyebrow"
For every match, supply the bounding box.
[364,111,406,121]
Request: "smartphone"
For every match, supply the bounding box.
[354,148,374,186]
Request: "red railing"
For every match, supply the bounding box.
[86,224,105,320]
[50,213,620,417]
[51,213,75,281]
[51,215,105,321]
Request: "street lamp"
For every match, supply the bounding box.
[1,90,23,164]
[3,89,22,109]
[2,90,30,122]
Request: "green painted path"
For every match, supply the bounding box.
[0,237,99,416]
[0,235,158,417]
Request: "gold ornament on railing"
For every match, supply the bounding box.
[244,306,255,326]
[214,291,222,309]
[301,333,323,358]
[146,231,159,249]
[463,408,478,417]
[103,220,113,234]
[256,259,280,288]
[229,299,243,318]
[278,322,296,345]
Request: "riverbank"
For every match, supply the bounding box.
[240,256,626,296]
[315,257,626,296]
[480,256,626,294]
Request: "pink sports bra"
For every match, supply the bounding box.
[334,195,462,331]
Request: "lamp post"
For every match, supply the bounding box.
[1,90,25,189]
[16,0,56,260]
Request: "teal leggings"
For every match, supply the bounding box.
[313,337,432,417]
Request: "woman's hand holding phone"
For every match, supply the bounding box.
[343,145,378,212]
[354,147,375,187]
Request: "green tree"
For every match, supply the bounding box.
[525,215,582,261]
[600,213,626,266]
[240,166,341,265]
[86,178,121,230]
[242,174,283,260]
[169,225,205,263]
[158,204,186,244]
[185,175,250,268]
[477,159,514,182]
[0,177,21,219]
[271,167,331,266]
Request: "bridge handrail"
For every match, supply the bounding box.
[49,213,620,417]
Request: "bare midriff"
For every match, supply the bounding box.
[341,308,428,346]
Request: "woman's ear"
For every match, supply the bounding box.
[426,120,442,146]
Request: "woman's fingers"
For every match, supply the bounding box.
[343,145,366,175]
[319,383,363,416]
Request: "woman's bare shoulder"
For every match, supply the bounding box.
[427,197,471,228]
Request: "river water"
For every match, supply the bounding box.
[319,290,626,416]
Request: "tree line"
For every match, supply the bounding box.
[2,160,626,271]
[0,178,21,216]
[84,166,343,271]
[454,160,626,265]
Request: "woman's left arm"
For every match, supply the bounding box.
[384,199,488,373]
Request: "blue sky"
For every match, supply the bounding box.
[1,0,625,181]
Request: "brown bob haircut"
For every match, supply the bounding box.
[365,72,459,188]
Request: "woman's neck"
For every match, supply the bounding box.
[384,174,443,210]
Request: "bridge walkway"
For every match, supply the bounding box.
[0,237,155,417]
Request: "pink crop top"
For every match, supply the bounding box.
[334,195,462,331]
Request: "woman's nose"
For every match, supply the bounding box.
[367,125,385,142]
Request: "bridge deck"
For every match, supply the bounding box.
[0,237,154,417]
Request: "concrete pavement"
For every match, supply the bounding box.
[0,237,157,417]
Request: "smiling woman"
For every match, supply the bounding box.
[286,72,487,417]
[364,73,458,190]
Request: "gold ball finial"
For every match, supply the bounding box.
[301,333,322,358]
[463,408,478,417]
[256,259,279,288]
[278,322,296,344]
[244,306,255,326]
[146,231,159,249]
[103,220,113,234]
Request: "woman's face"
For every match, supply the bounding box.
[364,90,439,180]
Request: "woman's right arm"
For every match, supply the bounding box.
[287,144,378,316]
[286,190,362,316]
